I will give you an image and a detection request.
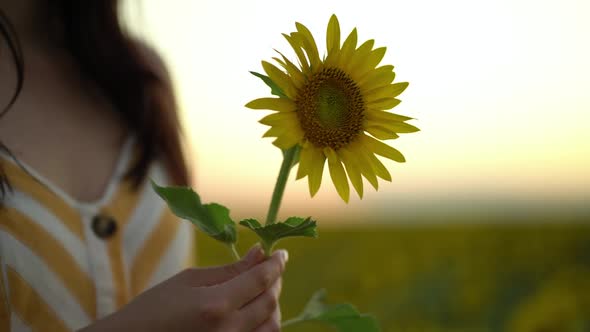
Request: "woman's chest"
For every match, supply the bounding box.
[0,52,128,203]
[0,161,194,330]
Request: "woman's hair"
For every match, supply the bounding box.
[0,0,190,201]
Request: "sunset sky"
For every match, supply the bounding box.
[124,0,590,223]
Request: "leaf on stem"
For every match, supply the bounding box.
[151,181,237,244]
[239,217,317,252]
[250,71,287,98]
[284,289,381,332]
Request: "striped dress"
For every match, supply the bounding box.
[0,137,194,332]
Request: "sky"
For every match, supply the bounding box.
[123,0,590,223]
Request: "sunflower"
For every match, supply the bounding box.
[246,15,418,202]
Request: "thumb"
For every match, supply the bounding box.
[187,245,265,287]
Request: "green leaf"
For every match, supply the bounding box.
[151,181,237,244]
[250,71,287,98]
[239,216,317,252]
[283,289,381,332]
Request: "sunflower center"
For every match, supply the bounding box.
[296,67,365,150]
[316,84,348,128]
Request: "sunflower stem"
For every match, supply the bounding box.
[265,146,299,225]
[228,244,240,261]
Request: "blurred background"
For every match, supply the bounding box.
[123,0,590,331]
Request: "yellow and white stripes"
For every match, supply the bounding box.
[0,142,193,331]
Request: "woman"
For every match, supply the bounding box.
[0,1,286,331]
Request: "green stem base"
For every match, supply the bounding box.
[265,146,299,225]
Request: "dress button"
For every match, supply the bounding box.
[92,214,117,239]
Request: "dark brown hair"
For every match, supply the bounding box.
[0,0,189,200]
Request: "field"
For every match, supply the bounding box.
[195,224,590,332]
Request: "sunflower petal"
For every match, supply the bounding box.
[295,23,321,69]
[296,144,313,179]
[361,134,406,162]
[389,82,409,97]
[272,56,286,68]
[364,83,409,101]
[366,110,413,122]
[347,39,374,75]
[339,28,358,66]
[326,14,341,53]
[357,65,395,88]
[308,148,326,197]
[346,142,379,190]
[357,64,392,81]
[356,39,375,55]
[366,98,401,110]
[290,32,315,71]
[365,152,392,181]
[262,61,297,99]
[273,132,301,150]
[389,122,420,133]
[355,47,386,77]
[367,47,387,68]
[341,28,358,52]
[325,148,350,202]
[338,148,364,198]
[282,33,310,72]
[365,124,400,140]
[246,97,296,112]
[275,50,306,88]
[262,126,282,138]
[258,112,297,126]
[325,48,340,67]
[366,115,419,134]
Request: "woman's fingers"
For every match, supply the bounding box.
[252,299,282,332]
[181,245,265,287]
[217,250,287,309]
[252,315,281,332]
[238,278,282,332]
[187,249,287,331]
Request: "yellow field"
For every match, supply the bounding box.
[195,224,590,332]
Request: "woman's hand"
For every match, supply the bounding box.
[80,246,287,332]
